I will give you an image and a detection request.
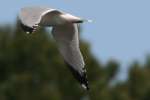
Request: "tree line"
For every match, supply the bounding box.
[0,21,149,100]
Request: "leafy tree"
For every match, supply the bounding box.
[0,20,150,100]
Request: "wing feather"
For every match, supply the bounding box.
[19,6,58,27]
[52,23,89,90]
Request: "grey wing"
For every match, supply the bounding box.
[52,23,89,90]
[19,6,58,33]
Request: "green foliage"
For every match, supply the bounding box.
[128,61,150,100]
[0,21,150,100]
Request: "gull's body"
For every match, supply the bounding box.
[19,6,89,90]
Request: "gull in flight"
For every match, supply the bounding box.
[19,6,90,90]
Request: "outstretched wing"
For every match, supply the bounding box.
[52,23,89,90]
[19,6,83,34]
[19,6,60,33]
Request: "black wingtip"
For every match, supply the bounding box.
[80,71,89,91]
[20,22,34,34]
[64,62,89,90]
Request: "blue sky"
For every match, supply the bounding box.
[1,0,150,80]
